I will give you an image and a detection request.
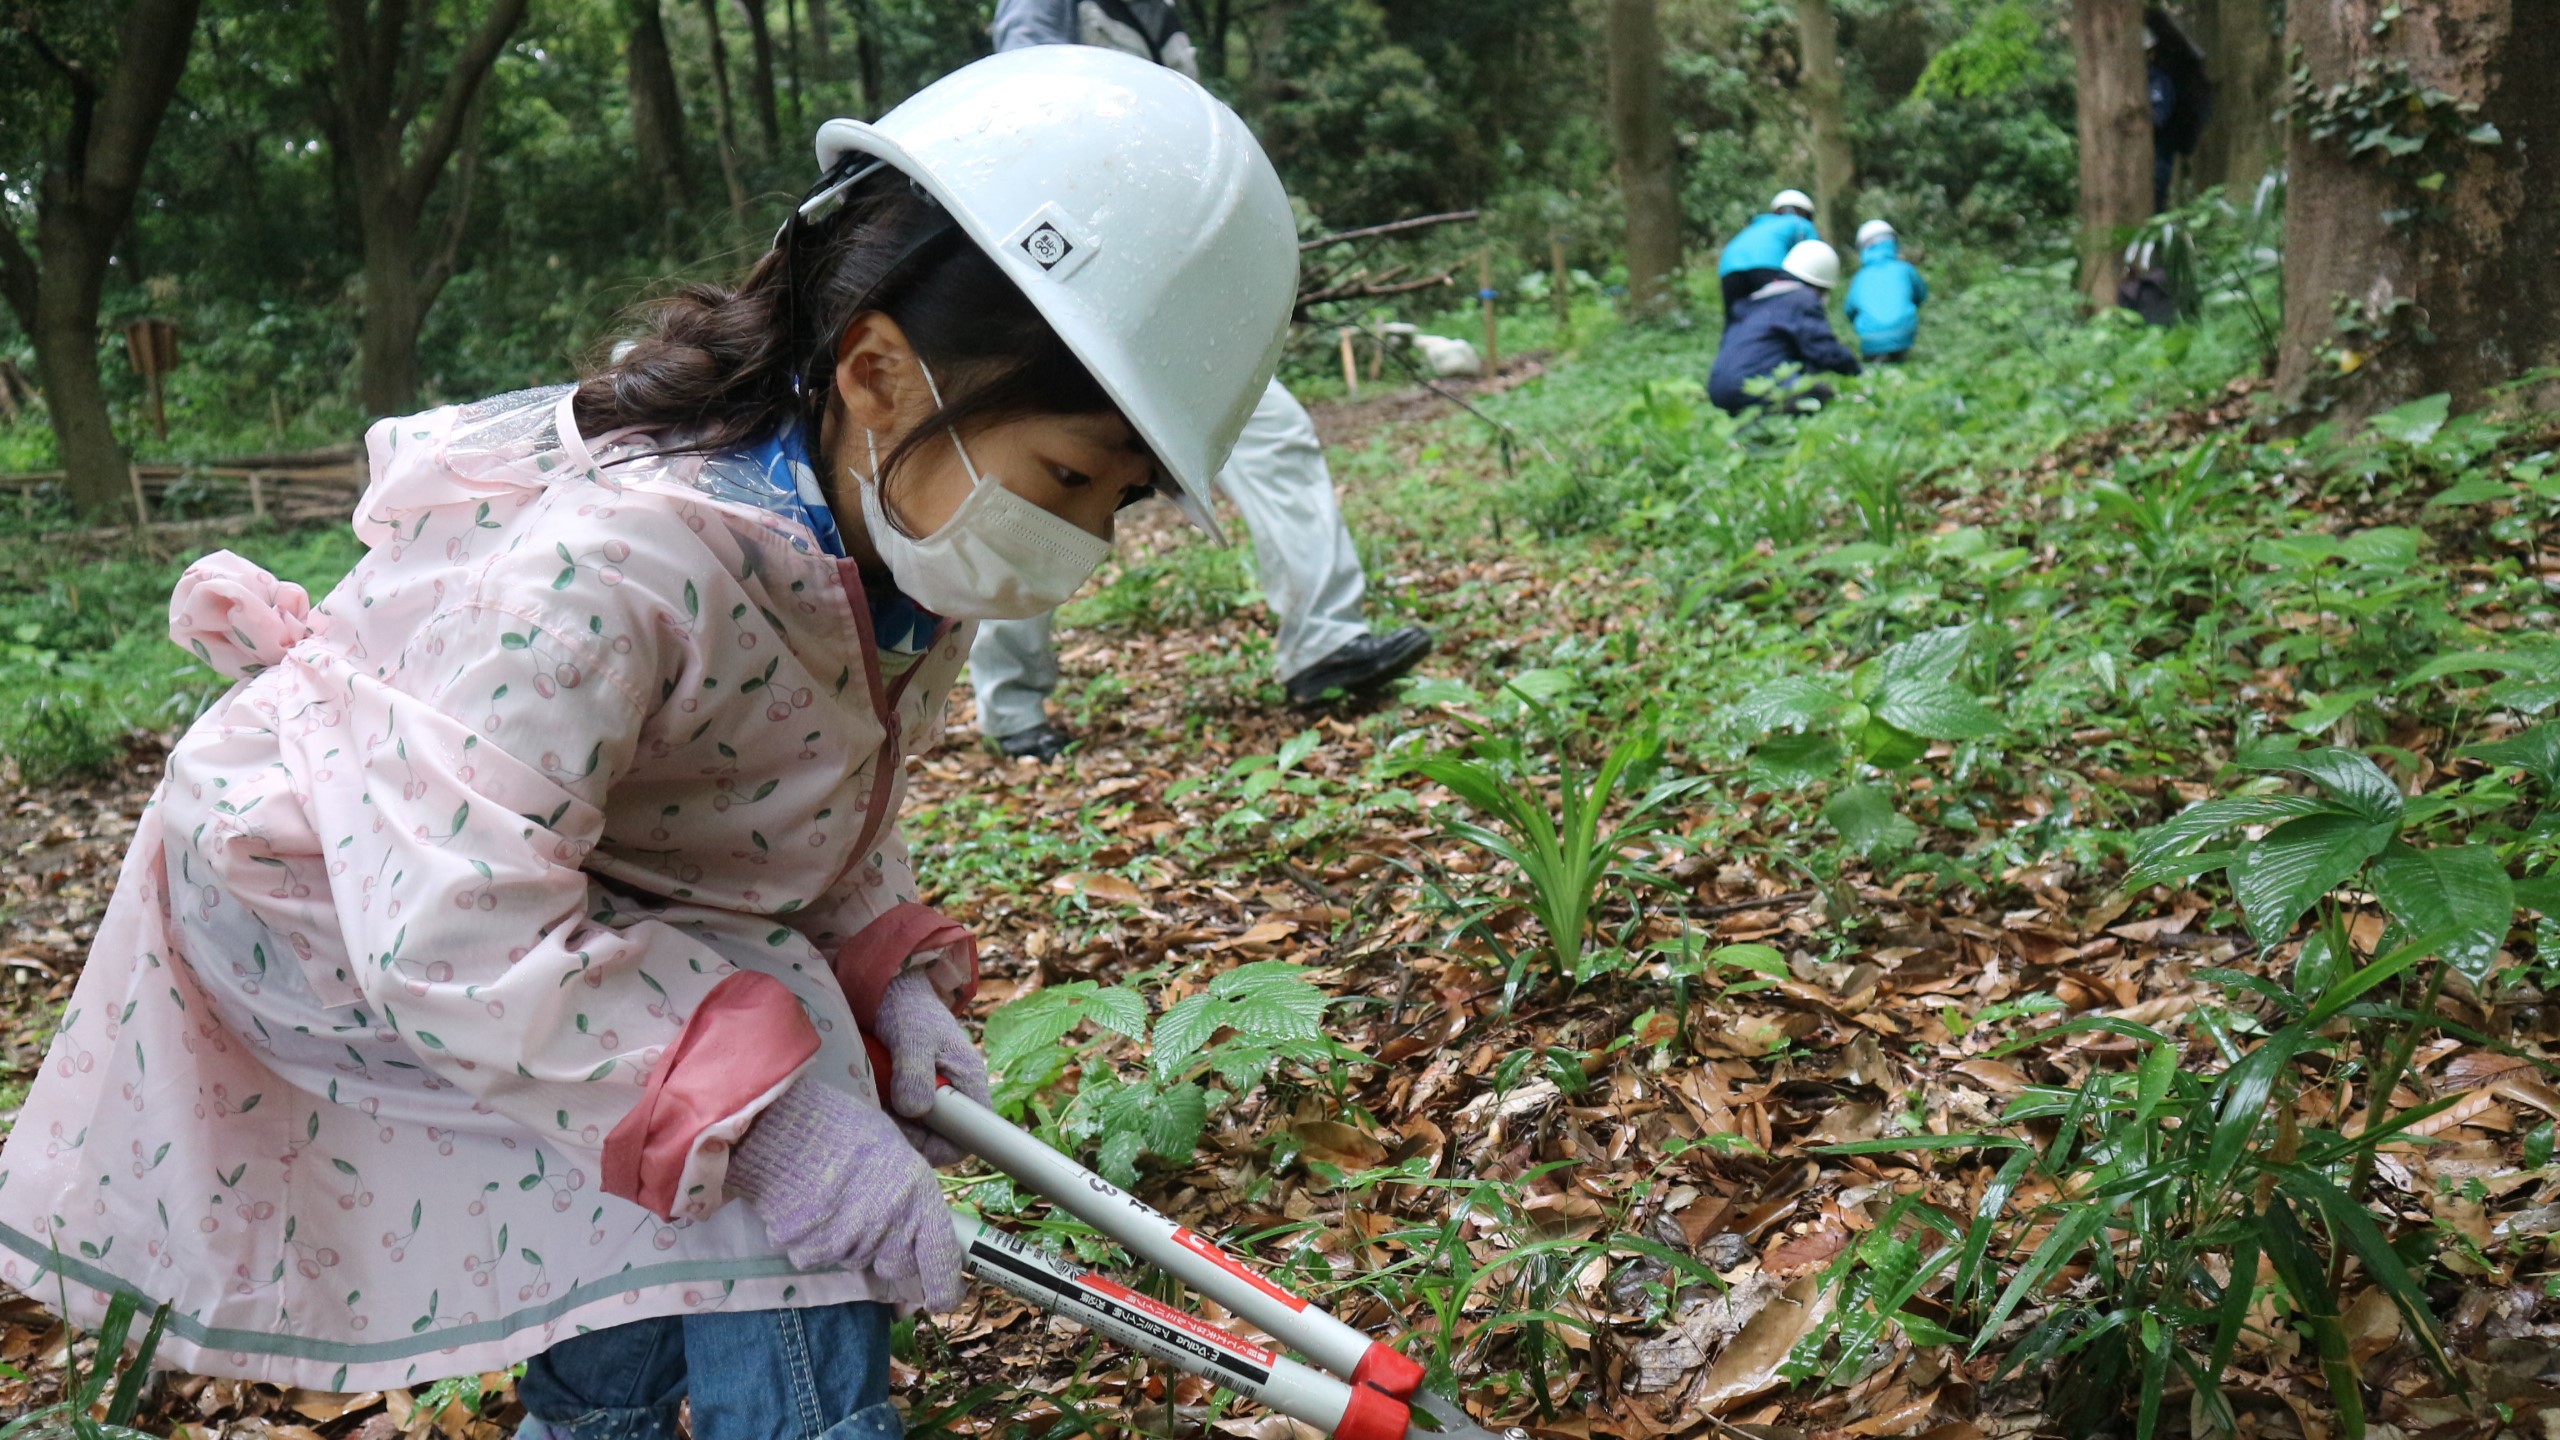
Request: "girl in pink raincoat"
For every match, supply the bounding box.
[0,48,1298,1440]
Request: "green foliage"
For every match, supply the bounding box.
[2289,52,2504,226]
[1909,1,2054,103]
[0,1281,172,1440]
[1732,624,2005,861]
[0,690,122,785]
[1402,687,1705,992]
[983,962,1339,1190]
[1807,920,2471,1439]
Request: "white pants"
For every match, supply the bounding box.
[970,378,1370,736]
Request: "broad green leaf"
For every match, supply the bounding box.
[982,982,1148,1075]
[2367,391,2450,446]
[2425,477,2512,508]
[2126,793,2335,886]
[1856,715,1930,769]
[2401,647,2560,689]
[2366,841,2514,982]
[2287,688,2380,735]
[1826,783,1919,858]
[2230,813,2398,946]
[1730,676,1850,734]
[1274,729,1322,773]
[2236,746,2404,824]
[1880,624,1973,685]
[1140,1082,1208,1163]
[1873,679,2002,740]
[1748,731,1844,787]
[1400,676,1479,707]
[2515,872,2560,915]
[1502,667,1580,703]
[1153,962,1327,1079]
[2461,722,2560,788]
[2339,526,2421,570]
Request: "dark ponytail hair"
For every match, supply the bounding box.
[573,170,1119,490]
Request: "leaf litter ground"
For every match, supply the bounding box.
[4,340,2560,1439]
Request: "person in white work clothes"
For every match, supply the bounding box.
[971,0,1435,761]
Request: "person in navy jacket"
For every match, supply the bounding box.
[1709,240,1862,416]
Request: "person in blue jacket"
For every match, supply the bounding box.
[1716,189,1818,324]
[1843,219,1927,362]
[1709,240,1862,416]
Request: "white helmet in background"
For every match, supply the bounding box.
[1771,188,1815,216]
[1781,239,1841,289]
[810,47,1298,542]
[1856,219,1896,248]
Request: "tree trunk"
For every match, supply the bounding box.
[2274,0,2560,422]
[851,0,884,112]
[735,0,784,153]
[1794,0,1858,248]
[0,0,205,517]
[29,240,126,518]
[2191,0,2282,199]
[1606,0,1682,318]
[782,0,805,133]
[2070,0,2151,308]
[805,0,831,81]
[355,240,426,420]
[625,0,691,214]
[700,0,754,220]
[1191,0,1230,79]
[325,0,528,418]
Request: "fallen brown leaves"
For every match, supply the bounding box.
[9,380,2560,1440]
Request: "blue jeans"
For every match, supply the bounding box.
[517,1302,901,1440]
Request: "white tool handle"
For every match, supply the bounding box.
[953,1213,1411,1440]
[926,1085,1426,1399]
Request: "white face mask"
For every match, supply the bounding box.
[853,362,1113,621]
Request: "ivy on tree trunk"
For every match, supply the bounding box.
[2275,0,2560,423]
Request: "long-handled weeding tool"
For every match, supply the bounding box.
[868,1040,1520,1440]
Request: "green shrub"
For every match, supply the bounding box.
[1,689,123,785]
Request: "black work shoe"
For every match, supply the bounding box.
[992,723,1073,762]
[1284,626,1435,709]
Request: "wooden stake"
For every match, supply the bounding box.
[1479,250,1499,373]
[1338,327,1360,397]
[1550,227,1573,340]
[128,463,153,531]
[248,471,269,522]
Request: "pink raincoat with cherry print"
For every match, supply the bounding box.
[0,386,978,1391]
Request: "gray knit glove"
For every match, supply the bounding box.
[874,969,993,1167]
[729,1078,964,1310]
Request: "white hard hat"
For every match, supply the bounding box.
[1856,219,1895,248]
[1771,189,1815,215]
[1781,239,1841,289]
[811,47,1297,542]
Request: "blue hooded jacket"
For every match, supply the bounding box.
[1717,211,1818,276]
[1843,236,1928,356]
[1708,280,1863,413]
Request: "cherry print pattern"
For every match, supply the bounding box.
[0,388,977,1390]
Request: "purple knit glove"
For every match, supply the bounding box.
[875,970,992,1167]
[728,1078,965,1310]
